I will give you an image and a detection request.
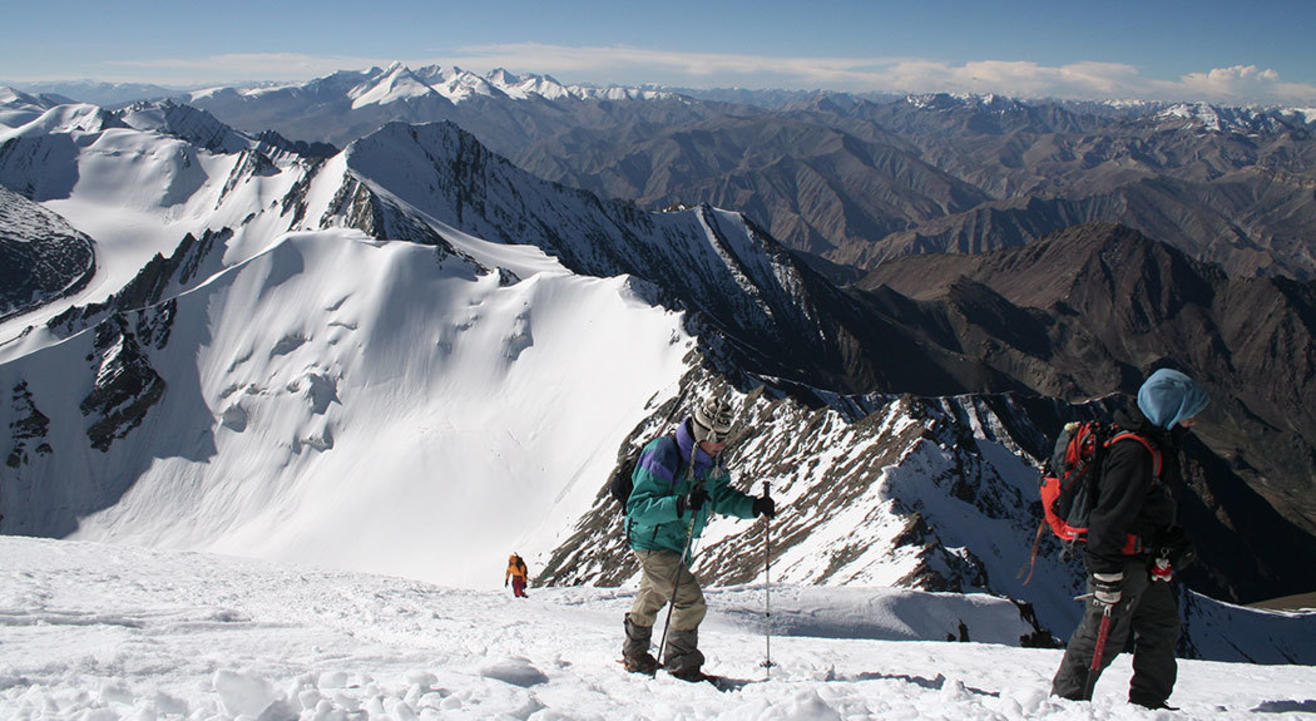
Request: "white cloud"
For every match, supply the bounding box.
[75,46,1316,106]
[445,43,913,85]
[1174,64,1286,102]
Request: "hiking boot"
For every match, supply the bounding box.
[623,652,660,675]
[666,666,708,683]
[1131,697,1179,711]
[622,614,656,674]
[661,628,705,680]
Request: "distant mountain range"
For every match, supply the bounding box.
[69,63,1303,283]
[20,66,1315,282]
[14,66,1316,282]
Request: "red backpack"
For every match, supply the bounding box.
[1022,420,1161,583]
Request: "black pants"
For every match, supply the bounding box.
[1051,557,1180,707]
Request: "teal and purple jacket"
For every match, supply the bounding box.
[625,419,756,554]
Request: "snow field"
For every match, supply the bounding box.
[3,537,1314,721]
[18,229,693,589]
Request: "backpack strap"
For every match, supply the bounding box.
[666,434,687,485]
[1105,432,1163,479]
[652,433,692,491]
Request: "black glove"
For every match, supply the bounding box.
[676,485,710,515]
[752,495,776,519]
[1159,526,1196,569]
[1090,571,1124,607]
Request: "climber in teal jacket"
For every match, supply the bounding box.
[620,397,776,681]
[625,417,757,553]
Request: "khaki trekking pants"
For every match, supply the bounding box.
[629,549,707,631]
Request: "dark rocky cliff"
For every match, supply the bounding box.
[0,186,95,321]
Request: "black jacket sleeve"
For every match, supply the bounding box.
[1085,440,1156,575]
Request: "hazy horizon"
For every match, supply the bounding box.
[4,0,1314,106]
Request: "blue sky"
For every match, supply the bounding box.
[4,0,1314,104]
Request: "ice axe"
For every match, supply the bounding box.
[1084,602,1114,700]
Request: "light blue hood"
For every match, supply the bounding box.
[1137,368,1210,429]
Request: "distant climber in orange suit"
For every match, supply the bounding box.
[505,553,529,598]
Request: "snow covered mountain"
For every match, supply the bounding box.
[4,79,176,107]
[115,100,255,153]
[193,62,672,109]
[183,63,677,149]
[0,102,702,589]
[0,87,76,127]
[0,93,1312,667]
[1154,102,1298,135]
[0,93,864,590]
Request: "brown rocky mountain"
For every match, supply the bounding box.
[858,222,1316,541]
[509,115,992,257]
[834,173,1316,279]
[510,94,1316,280]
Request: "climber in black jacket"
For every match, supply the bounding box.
[1051,368,1209,710]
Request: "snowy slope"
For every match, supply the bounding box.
[3,537,1314,721]
[0,94,711,588]
[0,87,70,129]
[0,227,694,587]
[0,95,323,321]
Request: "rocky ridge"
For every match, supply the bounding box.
[0,185,95,320]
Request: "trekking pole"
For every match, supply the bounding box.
[760,479,775,679]
[657,444,702,669]
[1084,603,1114,700]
